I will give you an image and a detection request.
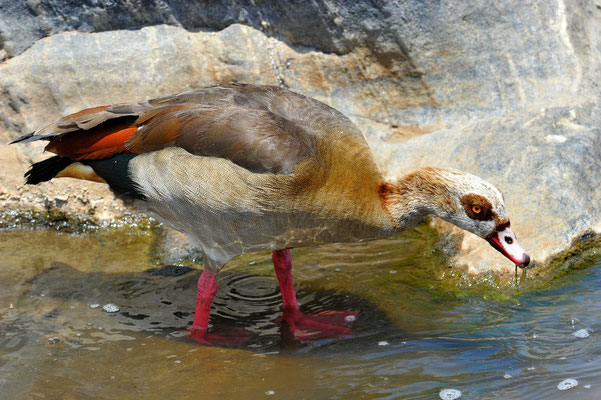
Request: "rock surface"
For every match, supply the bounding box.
[1,0,600,278]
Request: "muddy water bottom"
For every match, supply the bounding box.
[1,229,601,399]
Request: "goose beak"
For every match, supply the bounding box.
[486,225,530,267]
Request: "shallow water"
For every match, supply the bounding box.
[1,228,600,399]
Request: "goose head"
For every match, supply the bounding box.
[387,167,530,267]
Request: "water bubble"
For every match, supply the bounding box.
[89,304,100,309]
[503,374,512,379]
[378,341,389,346]
[557,378,578,390]
[572,328,590,338]
[439,388,461,400]
[344,315,356,322]
[102,304,120,313]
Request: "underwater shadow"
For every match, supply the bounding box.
[26,262,400,354]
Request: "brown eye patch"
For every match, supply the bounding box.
[460,193,493,221]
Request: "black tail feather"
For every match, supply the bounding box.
[10,132,34,144]
[23,153,145,201]
[10,132,52,144]
[25,156,73,185]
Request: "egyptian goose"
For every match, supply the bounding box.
[12,83,529,344]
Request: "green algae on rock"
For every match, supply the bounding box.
[0,207,156,234]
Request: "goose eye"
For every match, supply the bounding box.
[461,193,493,221]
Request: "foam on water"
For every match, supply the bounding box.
[439,388,461,399]
[344,315,357,322]
[572,328,590,338]
[102,304,120,313]
[557,378,578,390]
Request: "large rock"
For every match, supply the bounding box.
[1,0,600,279]
[0,23,418,219]
[381,103,601,276]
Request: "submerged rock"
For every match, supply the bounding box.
[1,1,601,279]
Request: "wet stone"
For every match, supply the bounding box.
[146,265,193,277]
[89,304,100,309]
[42,310,59,319]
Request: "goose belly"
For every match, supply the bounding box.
[140,199,386,267]
[128,148,391,270]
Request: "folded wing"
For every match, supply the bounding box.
[13,84,366,175]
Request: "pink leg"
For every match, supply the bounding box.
[273,249,358,340]
[273,249,299,309]
[188,270,251,346]
[191,269,219,331]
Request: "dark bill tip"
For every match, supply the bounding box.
[517,253,531,268]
